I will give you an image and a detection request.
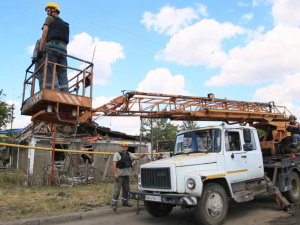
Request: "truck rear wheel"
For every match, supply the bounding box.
[283,171,300,203]
[144,201,173,217]
[194,183,228,225]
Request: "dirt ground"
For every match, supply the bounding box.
[224,194,300,225]
[268,203,300,225]
[52,195,300,225]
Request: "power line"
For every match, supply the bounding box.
[16,0,290,86]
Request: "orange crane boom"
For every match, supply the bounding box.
[93,91,291,124]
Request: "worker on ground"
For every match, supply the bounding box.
[111,141,145,210]
[32,38,59,91]
[286,115,300,152]
[38,2,69,92]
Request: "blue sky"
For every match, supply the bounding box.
[1,0,300,134]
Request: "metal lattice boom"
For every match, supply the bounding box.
[93,91,291,123]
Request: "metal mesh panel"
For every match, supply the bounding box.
[141,168,171,189]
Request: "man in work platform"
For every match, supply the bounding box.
[111,141,145,210]
[38,2,69,92]
[286,115,300,152]
[32,38,59,91]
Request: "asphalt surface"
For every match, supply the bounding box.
[0,205,141,225]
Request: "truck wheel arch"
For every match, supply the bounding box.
[203,178,232,198]
[283,167,300,203]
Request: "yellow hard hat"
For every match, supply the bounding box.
[120,141,128,146]
[45,3,60,12]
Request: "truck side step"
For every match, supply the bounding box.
[264,175,290,211]
[233,191,254,202]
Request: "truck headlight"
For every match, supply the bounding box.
[187,178,196,189]
[138,174,141,186]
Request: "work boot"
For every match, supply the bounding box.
[111,199,118,211]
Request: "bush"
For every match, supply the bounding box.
[0,170,26,186]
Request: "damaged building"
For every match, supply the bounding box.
[9,122,150,180]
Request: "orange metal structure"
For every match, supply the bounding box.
[21,51,93,125]
[94,91,291,123]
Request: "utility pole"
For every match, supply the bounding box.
[10,104,15,131]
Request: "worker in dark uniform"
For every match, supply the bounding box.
[286,115,300,152]
[111,141,145,210]
[38,2,69,92]
[32,38,59,91]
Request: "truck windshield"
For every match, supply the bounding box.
[174,129,221,155]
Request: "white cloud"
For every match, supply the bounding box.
[92,96,141,135]
[157,19,246,67]
[253,73,300,119]
[242,13,253,21]
[205,24,300,86]
[136,68,188,95]
[141,6,200,35]
[95,116,141,135]
[272,0,300,26]
[92,96,115,109]
[68,32,125,85]
[238,1,250,7]
[196,4,209,17]
[4,100,31,129]
[252,0,270,7]
[26,45,35,55]
[12,116,31,130]
[254,73,300,103]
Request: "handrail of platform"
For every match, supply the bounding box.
[22,50,94,103]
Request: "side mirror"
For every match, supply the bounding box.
[243,128,251,144]
[243,143,253,151]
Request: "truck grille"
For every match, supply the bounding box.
[141,168,171,189]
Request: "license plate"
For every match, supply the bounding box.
[145,195,161,202]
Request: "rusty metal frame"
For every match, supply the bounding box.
[21,50,93,125]
[94,91,291,123]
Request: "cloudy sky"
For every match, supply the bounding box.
[1,0,300,135]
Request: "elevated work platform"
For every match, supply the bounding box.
[21,50,93,125]
[21,89,92,125]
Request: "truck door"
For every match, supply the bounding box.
[243,130,264,180]
[224,130,248,182]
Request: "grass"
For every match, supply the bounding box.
[0,170,138,222]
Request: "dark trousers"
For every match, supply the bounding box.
[111,176,130,205]
[35,57,59,91]
[46,50,69,92]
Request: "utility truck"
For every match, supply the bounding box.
[20,61,300,224]
[129,123,300,224]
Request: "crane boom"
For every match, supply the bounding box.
[93,91,291,124]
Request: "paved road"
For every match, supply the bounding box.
[57,194,290,225]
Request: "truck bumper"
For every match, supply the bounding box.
[129,190,198,206]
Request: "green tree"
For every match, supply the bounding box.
[179,121,200,132]
[257,129,266,137]
[0,90,13,130]
[142,118,178,151]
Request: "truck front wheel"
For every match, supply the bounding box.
[144,201,173,217]
[194,183,228,225]
[283,171,300,203]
